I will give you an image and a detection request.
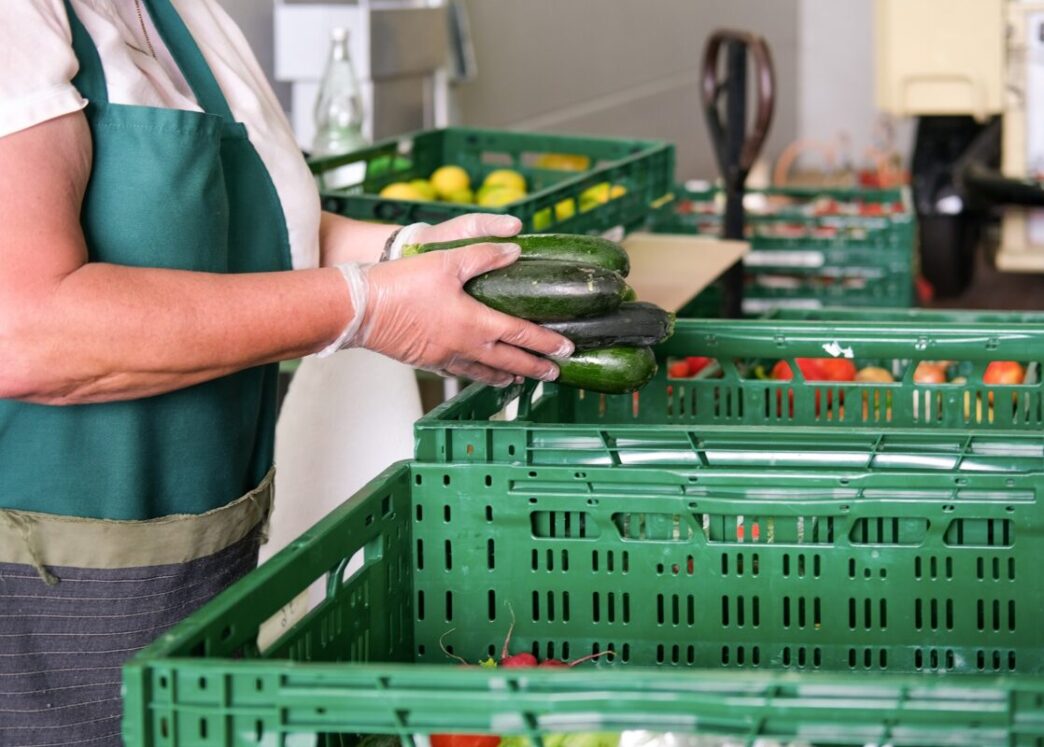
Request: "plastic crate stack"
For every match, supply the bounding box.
[124,308,1044,747]
[649,185,916,316]
[311,126,675,237]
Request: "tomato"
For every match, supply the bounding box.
[430,735,501,747]
[668,360,691,378]
[686,356,712,376]
[913,362,947,384]
[984,361,1025,386]
[855,366,894,383]
[817,358,857,382]
[771,358,826,381]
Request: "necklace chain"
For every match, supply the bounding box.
[133,0,158,60]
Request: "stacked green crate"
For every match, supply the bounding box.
[650,185,916,315]
[311,127,674,236]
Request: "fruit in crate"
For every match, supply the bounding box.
[378,182,427,200]
[430,165,471,198]
[408,178,438,200]
[855,366,895,383]
[913,361,947,384]
[444,188,475,205]
[482,168,527,194]
[984,361,1026,386]
[477,186,526,207]
[534,152,591,171]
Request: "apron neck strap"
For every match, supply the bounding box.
[141,0,236,121]
[63,0,109,105]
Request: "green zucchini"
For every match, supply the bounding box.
[543,302,675,351]
[403,233,630,277]
[621,284,638,302]
[553,346,658,394]
[465,260,626,322]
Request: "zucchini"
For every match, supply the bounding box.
[403,233,630,276]
[553,346,658,394]
[465,260,626,322]
[621,284,638,302]
[543,302,675,351]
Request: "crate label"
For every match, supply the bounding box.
[745,250,825,268]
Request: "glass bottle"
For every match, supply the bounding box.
[312,27,368,188]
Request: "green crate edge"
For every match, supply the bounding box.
[124,460,1044,746]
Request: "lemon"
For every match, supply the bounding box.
[477,186,525,207]
[609,184,628,199]
[379,182,426,201]
[533,208,552,231]
[430,165,471,199]
[534,153,590,171]
[483,169,526,194]
[409,179,438,201]
[554,198,576,221]
[444,188,475,205]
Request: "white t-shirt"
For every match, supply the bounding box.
[0,0,320,270]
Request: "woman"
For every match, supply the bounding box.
[0,2,572,743]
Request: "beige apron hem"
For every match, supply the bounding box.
[0,467,275,570]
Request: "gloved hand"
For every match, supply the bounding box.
[386,213,523,260]
[320,215,574,387]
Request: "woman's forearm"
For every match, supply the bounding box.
[319,211,398,266]
[0,263,351,405]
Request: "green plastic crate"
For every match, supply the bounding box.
[124,460,1044,746]
[649,186,916,312]
[415,309,1044,467]
[311,127,674,235]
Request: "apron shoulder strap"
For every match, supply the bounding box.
[62,0,109,105]
[141,0,236,121]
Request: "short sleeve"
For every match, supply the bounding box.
[0,1,87,138]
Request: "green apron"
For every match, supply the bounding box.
[0,3,296,744]
[0,0,292,521]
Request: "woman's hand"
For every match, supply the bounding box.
[356,242,574,387]
[402,212,522,248]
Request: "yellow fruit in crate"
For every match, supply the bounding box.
[483,169,527,193]
[379,182,426,200]
[477,186,526,207]
[409,179,438,200]
[533,209,552,231]
[554,198,576,221]
[430,165,471,198]
[444,188,475,205]
[609,184,628,199]
[535,153,591,171]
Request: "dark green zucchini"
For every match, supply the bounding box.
[621,284,638,302]
[553,346,658,394]
[543,302,675,351]
[403,233,630,276]
[465,260,626,322]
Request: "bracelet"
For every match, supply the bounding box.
[379,228,402,262]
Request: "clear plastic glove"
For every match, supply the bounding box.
[387,213,524,260]
[361,243,573,386]
[320,214,574,387]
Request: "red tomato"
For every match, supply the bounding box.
[817,358,857,382]
[686,356,711,376]
[984,361,1026,386]
[668,360,691,378]
[913,362,947,384]
[771,358,826,381]
[430,735,501,747]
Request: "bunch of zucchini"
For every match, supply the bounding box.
[403,234,674,393]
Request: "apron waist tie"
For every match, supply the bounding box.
[0,511,58,585]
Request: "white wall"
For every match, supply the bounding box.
[456,0,801,181]
[797,0,913,172]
